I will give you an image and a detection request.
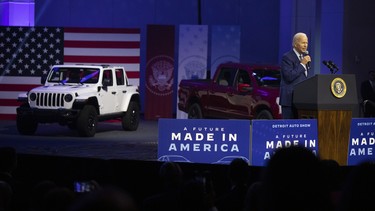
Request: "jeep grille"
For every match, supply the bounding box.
[35,93,65,107]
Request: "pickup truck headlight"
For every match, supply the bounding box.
[29,93,37,101]
[64,94,73,102]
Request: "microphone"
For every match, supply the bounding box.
[304,51,311,69]
[322,60,334,73]
[322,60,333,68]
[328,60,339,72]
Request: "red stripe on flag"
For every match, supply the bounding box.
[64,56,140,63]
[0,114,16,120]
[0,84,40,91]
[64,41,140,48]
[0,99,22,107]
[64,28,140,34]
[126,71,140,78]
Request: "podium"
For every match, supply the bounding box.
[293,74,358,165]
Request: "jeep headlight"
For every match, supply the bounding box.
[64,94,73,102]
[29,93,37,101]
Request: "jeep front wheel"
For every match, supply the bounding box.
[122,101,140,131]
[17,115,38,135]
[76,105,97,137]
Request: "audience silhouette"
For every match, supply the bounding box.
[320,159,343,209]
[243,180,263,211]
[69,185,138,211]
[142,162,184,211]
[259,146,333,211]
[0,147,28,211]
[1,145,374,211]
[215,158,249,211]
[180,173,218,211]
[337,161,375,211]
[0,181,12,211]
[28,180,59,211]
[40,186,76,211]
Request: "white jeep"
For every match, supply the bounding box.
[16,64,140,137]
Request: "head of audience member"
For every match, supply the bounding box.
[180,177,216,211]
[41,187,76,211]
[28,180,59,211]
[69,185,137,211]
[228,158,249,187]
[159,161,184,190]
[260,146,332,211]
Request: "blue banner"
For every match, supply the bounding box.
[251,119,318,166]
[347,118,375,165]
[158,119,250,164]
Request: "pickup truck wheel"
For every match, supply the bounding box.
[76,105,97,137]
[256,110,273,119]
[122,101,140,131]
[16,115,38,135]
[188,103,203,119]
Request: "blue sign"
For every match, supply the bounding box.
[251,119,318,166]
[158,118,251,164]
[347,118,375,165]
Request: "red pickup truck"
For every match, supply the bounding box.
[177,62,282,119]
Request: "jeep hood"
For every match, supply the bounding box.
[31,84,96,94]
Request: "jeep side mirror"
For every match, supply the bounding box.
[238,83,253,92]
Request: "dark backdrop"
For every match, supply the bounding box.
[30,0,375,116]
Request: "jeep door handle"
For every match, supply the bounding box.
[112,91,117,94]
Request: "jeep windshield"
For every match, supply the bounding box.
[252,69,280,87]
[48,67,100,84]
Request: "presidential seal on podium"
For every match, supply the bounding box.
[331,77,347,98]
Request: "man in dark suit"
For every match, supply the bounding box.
[360,70,375,117]
[279,32,311,119]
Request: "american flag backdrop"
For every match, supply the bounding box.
[0,26,141,119]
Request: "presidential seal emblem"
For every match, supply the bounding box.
[330,77,346,98]
[146,55,174,96]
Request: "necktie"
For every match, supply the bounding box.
[300,54,307,76]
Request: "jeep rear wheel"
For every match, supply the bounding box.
[122,101,140,131]
[76,105,97,137]
[188,103,203,119]
[256,110,273,119]
[17,115,38,135]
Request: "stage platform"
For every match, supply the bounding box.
[0,119,158,161]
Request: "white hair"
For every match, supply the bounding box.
[292,32,307,46]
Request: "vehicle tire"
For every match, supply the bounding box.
[122,101,140,131]
[16,114,38,135]
[76,105,97,137]
[188,103,203,119]
[256,110,273,119]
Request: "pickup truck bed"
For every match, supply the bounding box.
[178,62,281,120]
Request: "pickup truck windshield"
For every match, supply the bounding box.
[252,69,280,87]
[48,67,100,84]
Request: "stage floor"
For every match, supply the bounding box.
[0,119,159,161]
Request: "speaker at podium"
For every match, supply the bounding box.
[293,74,358,165]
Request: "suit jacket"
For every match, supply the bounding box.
[360,80,375,102]
[279,50,309,106]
